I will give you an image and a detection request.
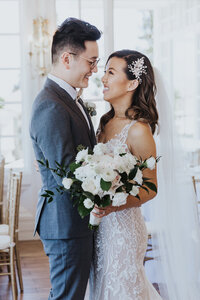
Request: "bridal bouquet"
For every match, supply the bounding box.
[38,144,159,230]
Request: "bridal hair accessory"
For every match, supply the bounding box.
[128,57,147,83]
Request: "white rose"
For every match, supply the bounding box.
[62,177,73,189]
[95,155,116,174]
[74,165,96,181]
[146,157,156,170]
[124,153,137,168]
[113,156,126,173]
[134,169,143,185]
[82,178,100,195]
[130,185,139,196]
[112,192,128,207]
[75,148,88,163]
[101,168,117,182]
[93,143,107,156]
[87,154,102,165]
[83,198,94,209]
[114,153,137,174]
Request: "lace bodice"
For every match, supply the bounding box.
[89,120,162,300]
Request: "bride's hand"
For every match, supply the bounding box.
[92,204,116,218]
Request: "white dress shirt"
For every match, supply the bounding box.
[48,74,90,129]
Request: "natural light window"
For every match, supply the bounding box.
[0,0,22,164]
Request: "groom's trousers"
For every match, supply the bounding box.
[41,236,93,300]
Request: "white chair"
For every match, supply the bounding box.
[0,170,23,299]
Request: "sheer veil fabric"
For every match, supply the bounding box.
[151,68,200,299]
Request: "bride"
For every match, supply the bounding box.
[88,49,200,300]
[89,50,162,299]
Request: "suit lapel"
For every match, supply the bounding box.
[45,78,91,134]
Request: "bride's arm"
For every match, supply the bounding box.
[93,122,157,217]
[120,122,157,206]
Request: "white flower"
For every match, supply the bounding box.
[83,198,94,209]
[114,144,128,155]
[86,154,102,164]
[75,148,88,163]
[114,153,137,174]
[124,153,137,168]
[87,102,96,108]
[130,185,139,196]
[74,165,96,181]
[62,177,73,189]
[82,178,100,195]
[146,157,156,170]
[93,143,107,156]
[134,169,143,185]
[101,168,117,182]
[112,192,128,207]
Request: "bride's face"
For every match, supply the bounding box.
[101,57,132,103]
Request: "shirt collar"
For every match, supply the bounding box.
[48,74,77,100]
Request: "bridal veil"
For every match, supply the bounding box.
[149,68,200,299]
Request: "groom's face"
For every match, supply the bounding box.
[69,41,99,88]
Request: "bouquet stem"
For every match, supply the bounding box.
[89,209,102,230]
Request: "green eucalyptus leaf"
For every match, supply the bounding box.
[143,177,151,181]
[37,159,45,166]
[45,159,49,168]
[45,190,54,195]
[129,167,138,180]
[140,185,149,193]
[47,197,53,203]
[143,181,157,193]
[55,161,62,168]
[41,193,49,197]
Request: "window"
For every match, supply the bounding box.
[0,0,22,164]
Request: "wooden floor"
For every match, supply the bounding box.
[0,240,160,300]
[0,240,51,300]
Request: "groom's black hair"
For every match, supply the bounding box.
[51,17,101,64]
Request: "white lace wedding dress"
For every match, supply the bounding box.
[89,120,162,300]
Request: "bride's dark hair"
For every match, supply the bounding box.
[99,50,158,134]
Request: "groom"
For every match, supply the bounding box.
[30,18,101,299]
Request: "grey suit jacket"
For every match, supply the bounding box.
[30,78,96,239]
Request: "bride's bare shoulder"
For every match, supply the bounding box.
[127,121,156,157]
[128,121,152,139]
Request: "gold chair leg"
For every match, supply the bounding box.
[15,245,23,292]
[10,247,17,300]
[5,253,11,282]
